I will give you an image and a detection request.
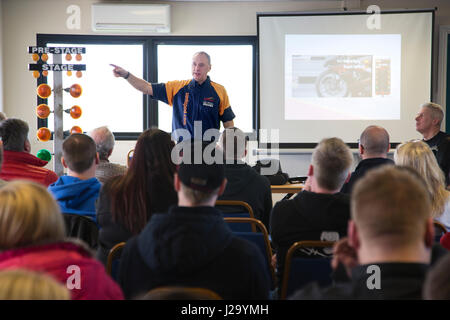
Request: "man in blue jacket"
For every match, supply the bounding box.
[117,140,271,299]
[48,134,101,224]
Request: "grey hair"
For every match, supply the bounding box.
[88,126,115,160]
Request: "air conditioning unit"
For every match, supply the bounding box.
[91,3,170,33]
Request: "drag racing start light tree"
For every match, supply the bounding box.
[29,46,86,176]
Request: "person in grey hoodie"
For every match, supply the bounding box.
[217,127,273,230]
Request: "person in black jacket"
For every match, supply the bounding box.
[290,166,435,300]
[340,125,394,194]
[270,137,353,288]
[117,140,271,300]
[217,127,273,230]
[95,129,177,265]
[415,102,450,186]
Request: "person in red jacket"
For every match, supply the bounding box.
[0,180,123,300]
[0,118,57,186]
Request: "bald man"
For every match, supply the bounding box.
[111,52,235,141]
[341,125,394,194]
[415,102,450,185]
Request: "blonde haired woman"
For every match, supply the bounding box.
[394,140,450,230]
[0,181,123,300]
[0,269,70,300]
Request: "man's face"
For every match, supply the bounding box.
[192,53,211,84]
[415,107,435,134]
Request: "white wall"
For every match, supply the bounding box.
[1,0,450,177]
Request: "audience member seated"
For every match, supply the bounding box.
[48,134,101,224]
[217,127,272,230]
[341,125,393,194]
[270,137,353,287]
[394,140,450,231]
[290,166,434,300]
[117,140,271,299]
[0,118,57,186]
[415,102,450,186]
[0,181,123,300]
[96,129,178,265]
[0,269,70,300]
[88,126,127,184]
[423,252,450,299]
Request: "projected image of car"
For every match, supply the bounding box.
[292,55,388,98]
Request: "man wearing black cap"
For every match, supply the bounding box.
[117,141,271,299]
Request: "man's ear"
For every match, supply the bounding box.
[24,139,31,153]
[217,178,228,197]
[95,152,100,165]
[308,164,314,177]
[386,143,391,154]
[348,220,360,250]
[424,218,435,249]
[344,171,351,183]
[61,156,68,168]
[174,173,181,192]
[358,144,364,156]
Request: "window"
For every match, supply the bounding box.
[157,44,253,132]
[37,35,256,139]
[45,43,144,134]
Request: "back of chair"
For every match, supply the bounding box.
[63,213,99,249]
[106,242,126,281]
[224,217,276,289]
[216,200,256,232]
[434,221,447,242]
[281,240,335,299]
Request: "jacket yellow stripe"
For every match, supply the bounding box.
[210,82,230,116]
[165,80,191,106]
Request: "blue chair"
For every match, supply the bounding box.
[106,242,126,281]
[224,217,276,289]
[216,200,256,232]
[281,240,335,299]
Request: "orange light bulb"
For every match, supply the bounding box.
[69,105,82,119]
[36,127,52,142]
[36,84,52,99]
[36,104,51,119]
[70,126,83,134]
[69,84,82,98]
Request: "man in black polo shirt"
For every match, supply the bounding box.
[415,102,450,185]
[341,125,394,194]
[290,166,434,300]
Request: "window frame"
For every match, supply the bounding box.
[37,34,257,140]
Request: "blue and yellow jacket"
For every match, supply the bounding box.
[151,76,235,139]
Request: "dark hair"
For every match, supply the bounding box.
[62,134,97,173]
[109,129,177,234]
[0,118,29,151]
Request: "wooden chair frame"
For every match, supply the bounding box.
[216,200,256,232]
[224,217,276,288]
[281,240,335,299]
[106,242,126,276]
